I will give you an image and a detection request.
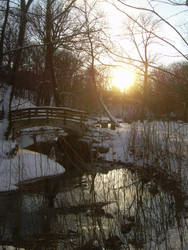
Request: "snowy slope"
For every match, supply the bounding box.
[101,123,131,162]
[0,149,65,192]
[0,85,65,193]
[0,83,36,112]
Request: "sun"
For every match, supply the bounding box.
[111,66,135,92]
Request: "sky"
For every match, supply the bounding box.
[10,0,187,66]
[100,0,188,66]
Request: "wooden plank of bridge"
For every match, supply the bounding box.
[9,107,89,135]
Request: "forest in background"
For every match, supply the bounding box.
[0,0,188,121]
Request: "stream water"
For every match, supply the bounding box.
[0,165,187,250]
[0,121,188,249]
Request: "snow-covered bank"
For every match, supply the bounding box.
[100,123,132,162]
[0,148,65,192]
[95,121,188,195]
[99,121,188,163]
[0,83,36,112]
[16,126,67,148]
[0,85,65,193]
[0,83,36,140]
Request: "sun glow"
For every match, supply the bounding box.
[111,67,135,92]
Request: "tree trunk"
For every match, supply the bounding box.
[9,0,28,112]
[9,0,34,102]
[144,61,148,106]
[0,0,10,69]
[7,0,33,138]
[12,2,27,75]
[44,0,60,106]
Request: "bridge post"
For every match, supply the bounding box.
[46,109,49,122]
[63,110,66,125]
[28,109,31,121]
[35,108,38,117]
[51,108,54,119]
[80,113,83,127]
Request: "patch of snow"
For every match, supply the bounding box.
[0,149,65,192]
[0,82,36,111]
[21,126,64,132]
[16,126,67,148]
[103,123,131,162]
[0,140,17,159]
[16,134,35,148]
[99,97,120,127]
[97,116,110,122]
[0,84,36,139]
[3,85,12,117]
[0,247,25,250]
[11,96,36,110]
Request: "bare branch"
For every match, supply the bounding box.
[112,1,188,60]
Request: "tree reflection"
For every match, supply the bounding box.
[0,167,187,249]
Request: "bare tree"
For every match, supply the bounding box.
[0,0,10,69]
[5,0,35,137]
[28,0,83,105]
[112,0,188,61]
[125,14,160,108]
[79,0,119,125]
[43,0,59,105]
[151,0,188,6]
[11,0,35,77]
[99,0,188,119]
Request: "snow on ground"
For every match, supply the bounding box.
[0,85,65,192]
[90,120,188,201]
[11,95,36,110]
[16,126,67,148]
[95,121,188,193]
[0,84,36,140]
[0,83,36,112]
[0,124,65,192]
[0,140,17,159]
[0,148,65,192]
[0,84,188,194]
[98,121,188,163]
[100,123,132,162]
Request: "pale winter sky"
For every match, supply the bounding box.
[100,0,188,65]
[10,0,188,65]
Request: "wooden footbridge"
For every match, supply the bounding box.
[7,107,89,136]
[0,106,116,136]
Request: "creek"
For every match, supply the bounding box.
[0,122,188,249]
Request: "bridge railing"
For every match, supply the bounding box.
[9,107,88,127]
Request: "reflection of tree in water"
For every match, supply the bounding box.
[0,168,187,249]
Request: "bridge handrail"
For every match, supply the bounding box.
[11,106,88,114]
[9,107,88,126]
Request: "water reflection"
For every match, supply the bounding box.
[0,167,187,249]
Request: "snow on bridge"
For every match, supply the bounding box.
[4,106,89,136]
